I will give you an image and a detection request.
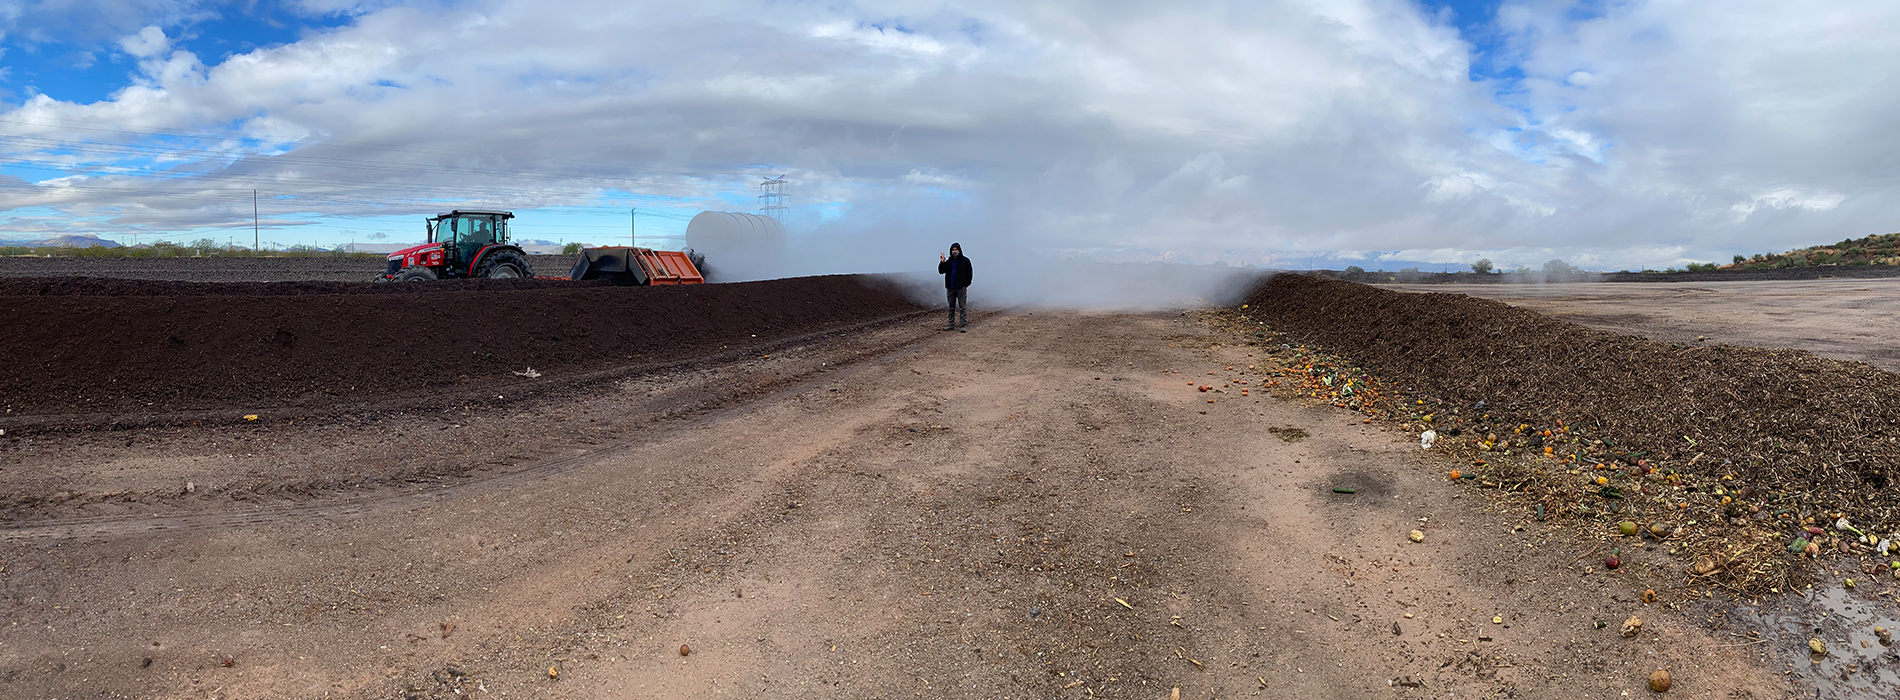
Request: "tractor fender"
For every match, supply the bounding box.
[466,244,504,276]
[468,245,532,278]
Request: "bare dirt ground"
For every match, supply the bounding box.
[1,309,1786,699]
[1383,278,1900,373]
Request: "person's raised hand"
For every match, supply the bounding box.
[939,253,946,262]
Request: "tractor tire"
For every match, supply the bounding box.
[395,266,439,282]
[477,249,531,279]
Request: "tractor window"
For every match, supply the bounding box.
[433,217,457,245]
[465,217,496,246]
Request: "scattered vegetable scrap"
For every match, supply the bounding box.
[1233,272,1900,594]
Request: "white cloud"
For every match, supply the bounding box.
[1732,188,1848,217]
[118,25,169,58]
[1490,0,1900,259]
[1,1,218,45]
[808,21,954,57]
[287,0,403,15]
[0,0,1897,273]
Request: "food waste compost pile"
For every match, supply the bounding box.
[1239,273,1900,593]
[0,275,924,418]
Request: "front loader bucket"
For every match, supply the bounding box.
[570,247,704,285]
[570,248,649,286]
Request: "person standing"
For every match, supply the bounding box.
[938,243,972,332]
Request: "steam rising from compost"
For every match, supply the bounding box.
[692,203,1259,310]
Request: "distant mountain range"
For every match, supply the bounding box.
[0,235,122,248]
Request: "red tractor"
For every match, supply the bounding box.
[375,210,534,282]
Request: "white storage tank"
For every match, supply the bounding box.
[684,211,786,281]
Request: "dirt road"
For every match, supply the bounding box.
[1,311,1782,698]
[1384,278,1900,373]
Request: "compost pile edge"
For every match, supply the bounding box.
[0,274,925,416]
[1241,273,1900,588]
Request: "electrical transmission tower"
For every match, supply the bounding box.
[758,175,788,221]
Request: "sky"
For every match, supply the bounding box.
[0,0,1896,273]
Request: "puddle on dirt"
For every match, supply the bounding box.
[1749,583,1900,699]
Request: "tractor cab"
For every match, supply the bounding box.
[377,210,534,282]
[429,210,512,267]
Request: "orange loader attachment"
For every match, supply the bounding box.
[568,247,705,285]
[637,249,704,284]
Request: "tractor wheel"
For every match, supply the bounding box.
[395,266,439,282]
[478,249,532,279]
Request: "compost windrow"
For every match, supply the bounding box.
[1242,273,1900,516]
[1,275,924,415]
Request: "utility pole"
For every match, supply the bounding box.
[630,208,636,247]
[253,190,259,254]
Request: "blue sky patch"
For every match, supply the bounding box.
[3,1,353,106]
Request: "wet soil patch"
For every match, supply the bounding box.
[1267,426,1309,442]
[1741,584,1900,698]
[0,274,923,416]
[1317,469,1395,501]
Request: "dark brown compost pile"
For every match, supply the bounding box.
[1241,273,1900,517]
[0,275,924,415]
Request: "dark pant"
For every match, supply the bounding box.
[946,287,967,328]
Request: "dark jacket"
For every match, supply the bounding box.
[938,254,972,290]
